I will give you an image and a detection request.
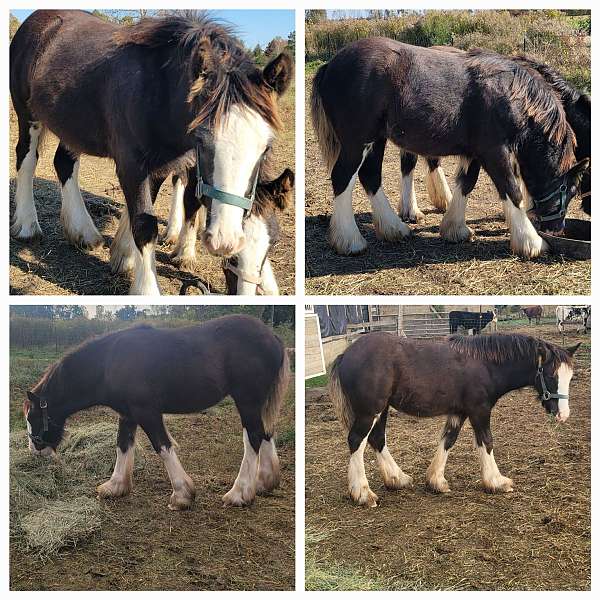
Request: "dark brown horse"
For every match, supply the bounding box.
[24,315,290,509]
[399,50,591,223]
[311,38,588,259]
[523,305,543,324]
[10,10,292,294]
[329,331,578,507]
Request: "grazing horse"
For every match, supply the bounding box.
[164,166,294,295]
[329,331,579,507]
[10,10,292,294]
[311,38,588,259]
[523,305,543,325]
[23,315,290,509]
[449,310,496,335]
[400,51,591,222]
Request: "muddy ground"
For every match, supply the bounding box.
[305,321,590,590]
[305,72,591,296]
[10,354,295,590]
[9,83,295,296]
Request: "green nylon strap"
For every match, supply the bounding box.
[197,180,254,211]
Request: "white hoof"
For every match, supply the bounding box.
[375,212,413,239]
[427,475,451,493]
[329,224,367,255]
[96,477,132,499]
[222,484,256,507]
[440,216,475,243]
[349,483,378,507]
[10,216,42,241]
[482,475,514,494]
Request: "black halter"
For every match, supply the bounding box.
[27,397,50,446]
[531,178,569,223]
[536,355,568,402]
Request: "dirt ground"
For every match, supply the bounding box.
[305,73,591,296]
[10,381,295,590]
[9,84,295,296]
[305,321,590,590]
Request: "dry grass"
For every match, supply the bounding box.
[305,322,590,590]
[304,73,591,295]
[9,82,295,296]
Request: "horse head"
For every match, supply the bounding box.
[186,41,293,257]
[24,390,64,456]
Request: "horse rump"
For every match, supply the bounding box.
[311,63,340,175]
[328,353,354,431]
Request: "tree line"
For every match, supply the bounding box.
[10,306,294,350]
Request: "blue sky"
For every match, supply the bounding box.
[10,9,294,48]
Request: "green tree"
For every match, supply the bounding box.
[9,13,20,39]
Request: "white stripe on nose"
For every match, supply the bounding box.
[556,363,573,422]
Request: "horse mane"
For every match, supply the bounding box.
[512,54,585,105]
[31,360,62,395]
[448,333,573,370]
[113,11,281,132]
[466,49,576,170]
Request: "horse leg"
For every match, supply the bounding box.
[440,158,480,242]
[367,405,413,490]
[485,148,549,258]
[54,143,103,249]
[114,163,161,294]
[11,117,43,240]
[171,170,200,271]
[139,415,195,510]
[258,257,279,296]
[223,400,266,506]
[469,412,513,493]
[348,414,380,507]
[426,414,465,493]
[328,143,371,255]
[398,151,424,223]
[425,157,452,212]
[355,139,411,240]
[97,417,137,498]
[161,171,187,245]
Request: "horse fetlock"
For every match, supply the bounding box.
[96,476,133,499]
[510,231,549,259]
[374,212,413,238]
[328,221,368,255]
[10,217,42,241]
[482,475,514,494]
[440,216,475,243]
[349,482,378,507]
[168,477,196,510]
[426,475,451,494]
[222,483,256,507]
[256,462,280,494]
[170,246,197,272]
[384,470,413,490]
[399,207,424,224]
[61,210,104,249]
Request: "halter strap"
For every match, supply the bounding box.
[195,146,263,212]
[536,355,568,401]
[532,179,569,223]
[223,259,263,286]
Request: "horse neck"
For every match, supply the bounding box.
[45,366,101,423]
[486,358,536,399]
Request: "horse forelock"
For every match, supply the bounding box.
[112,12,280,134]
[448,333,572,371]
[466,50,576,171]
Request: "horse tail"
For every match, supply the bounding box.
[328,353,354,432]
[311,63,340,175]
[261,340,290,437]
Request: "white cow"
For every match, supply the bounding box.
[556,306,590,333]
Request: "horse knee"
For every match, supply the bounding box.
[132,213,158,251]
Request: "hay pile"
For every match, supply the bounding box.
[10,422,140,557]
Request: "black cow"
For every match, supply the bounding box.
[449,310,497,335]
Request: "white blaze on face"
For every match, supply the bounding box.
[556,362,573,422]
[203,105,273,256]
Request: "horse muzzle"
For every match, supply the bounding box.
[201,229,246,257]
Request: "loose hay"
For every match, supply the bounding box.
[9,421,136,557]
[21,498,101,556]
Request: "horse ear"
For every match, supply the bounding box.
[27,390,38,403]
[264,168,294,211]
[566,158,590,186]
[262,53,293,96]
[565,342,582,356]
